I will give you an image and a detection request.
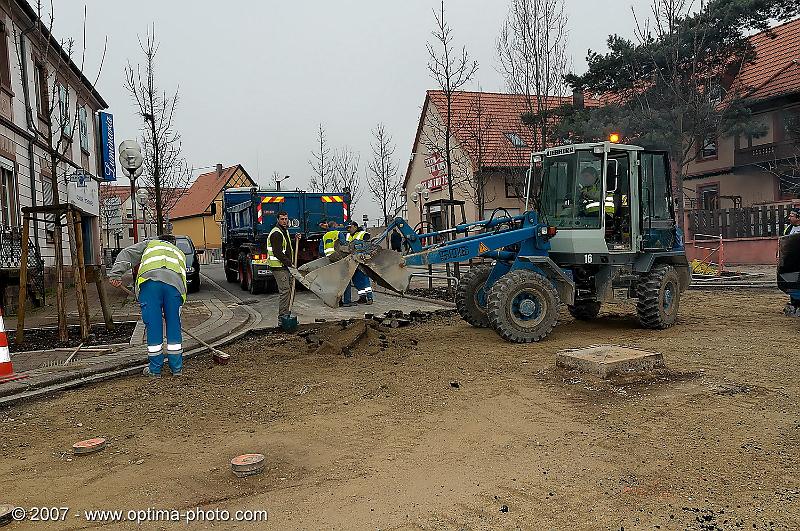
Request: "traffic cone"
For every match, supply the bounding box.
[0,307,27,384]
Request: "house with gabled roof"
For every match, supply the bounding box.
[170,164,254,260]
[682,17,800,264]
[403,90,597,230]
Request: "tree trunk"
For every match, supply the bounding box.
[50,155,68,342]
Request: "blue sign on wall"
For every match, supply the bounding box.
[99,111,116,181]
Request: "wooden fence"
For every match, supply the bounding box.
[687,205,795,240]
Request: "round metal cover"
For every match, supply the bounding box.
[0,505,13,526]
[72,437,107,455]
[230,453,265,475]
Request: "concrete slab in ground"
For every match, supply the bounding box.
[555,345,664,378]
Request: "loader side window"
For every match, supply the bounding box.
[640,152,672,222]
[540,151,603,229]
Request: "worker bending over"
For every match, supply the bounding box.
[109,234,187,378]
[319,220,355,306]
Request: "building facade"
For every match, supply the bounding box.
[0,0,111,311]
[403,90,595,231]
[170,164,254,261]
[680,18,800,264]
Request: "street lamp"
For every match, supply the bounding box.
[410,184,430,224]
[135,188,150,238]
[276,174,290,191]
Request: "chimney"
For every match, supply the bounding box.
[572,89,585,110]
[216,163,223,177]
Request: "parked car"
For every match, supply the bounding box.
[175,235,203,293]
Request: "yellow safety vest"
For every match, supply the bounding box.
[347,230,367,242]
[323,230,341,257]
[137,240,187,295]
[267,226,293,268]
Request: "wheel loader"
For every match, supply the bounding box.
[292,141,690,343]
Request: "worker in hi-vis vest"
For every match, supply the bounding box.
[267,211,295,320]
[318,220,355,306]
[109,234,187,378]
[346,221,374,304]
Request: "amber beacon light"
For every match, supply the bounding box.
[608,132,621,143]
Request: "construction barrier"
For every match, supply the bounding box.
[690,233,724,276]
[0,307,27,383]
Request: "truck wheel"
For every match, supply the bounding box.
[239,255,250,291]
[568,301,601,320]
[455,264,492,327]
[636,264,680,329]
[225,265,238,283]
[487,270,560,343]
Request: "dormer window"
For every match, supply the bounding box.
[504,132,527,148]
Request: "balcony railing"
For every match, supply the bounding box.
[734,140,799,167]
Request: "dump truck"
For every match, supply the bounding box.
[221,187,351,294]
[294,141,690,343]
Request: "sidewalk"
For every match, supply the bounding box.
[0,275,258,403]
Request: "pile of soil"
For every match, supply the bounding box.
[6,321,136,353]
[1,291,798,529]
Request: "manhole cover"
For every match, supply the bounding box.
[72,437,107,455]
[230,453,265,477]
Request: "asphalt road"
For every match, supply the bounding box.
[200,262,450,327]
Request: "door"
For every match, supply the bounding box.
[639,151,676,250]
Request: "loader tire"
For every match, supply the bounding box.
[455,264,492,328]
[636,264,680,329]
[568,300,601,320]
[487,270,559,343]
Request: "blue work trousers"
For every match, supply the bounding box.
[351,269,373,301]
[139,280,184,375]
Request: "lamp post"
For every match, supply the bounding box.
[118,140,143,243]
[276,174,290,191]
[136,188,150,239]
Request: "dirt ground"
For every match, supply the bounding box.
[1,289,798,530]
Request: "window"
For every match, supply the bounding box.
[505,173,525,198]
[504,132,527,148]
[56,82,71,137]
[40,174,55,240]
[34,62,47,117]
[699,137,717,159]
[0,165,18,227]
[640,153,672,221]
[698,184,720,210]
[0,23,11,88]
[128,227,134,238]
[78,106,89,152]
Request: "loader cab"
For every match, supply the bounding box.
[533,142,676,259]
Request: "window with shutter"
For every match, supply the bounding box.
[79,106,89,151]
[0,22,11,89]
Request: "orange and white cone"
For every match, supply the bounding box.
[0,307,27,384]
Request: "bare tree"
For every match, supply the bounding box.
[426,0,478,229]
[452,90,497,220]
[12,2,107,340]
[332,146,362,213]
[497,0,569,151]
[308,124,333,192]
[367,123,401,226]
[124,26,190,235]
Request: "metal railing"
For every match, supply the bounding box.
[0,224,45,305]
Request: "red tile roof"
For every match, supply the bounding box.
[171,165,252,219]
[739,18,800,100]
[406,90,599,185]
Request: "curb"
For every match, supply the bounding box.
[0,276,260,406]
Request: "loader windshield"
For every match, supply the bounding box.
[539,149,604,229]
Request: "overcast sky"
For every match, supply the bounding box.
[53,0,654,219]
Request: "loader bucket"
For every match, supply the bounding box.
[778,233,800,299]
[291,256,359,307]
[353,246,411,293]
